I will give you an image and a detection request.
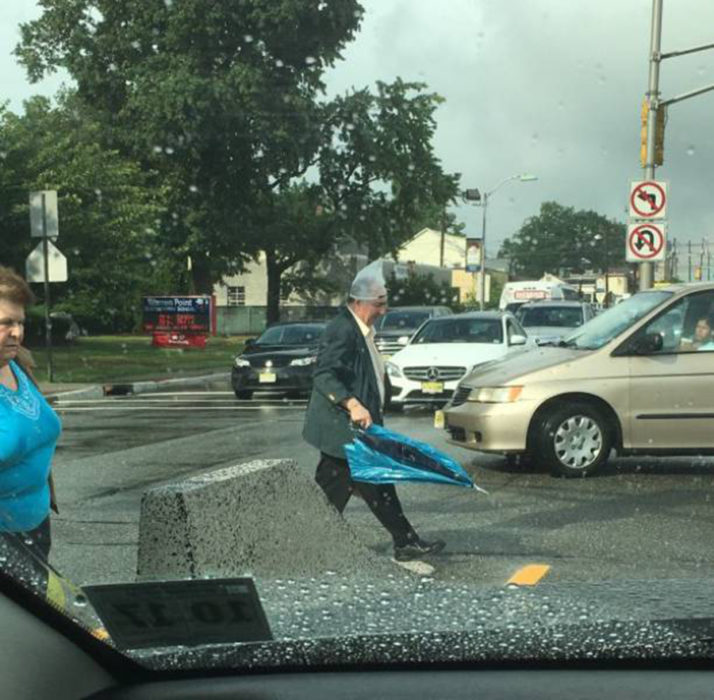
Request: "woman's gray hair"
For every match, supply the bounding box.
[0,265,35,307]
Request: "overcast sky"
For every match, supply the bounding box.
[3,1,714,277]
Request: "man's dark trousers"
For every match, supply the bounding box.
[315,452,417,548]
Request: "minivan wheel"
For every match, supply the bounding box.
[537,402,611,478]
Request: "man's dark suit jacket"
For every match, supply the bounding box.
[303,306,384,459]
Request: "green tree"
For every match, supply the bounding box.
[386,273,458,307]
[16,0,364,294]
[319,80,460,260]
[256,79,461,323]
[499,201,625,279]
[0,94,165,332]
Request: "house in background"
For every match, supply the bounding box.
[213,227,497,334]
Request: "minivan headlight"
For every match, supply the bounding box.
[234,356,251,368]
[291,356,317,366]
[469,386,523,403]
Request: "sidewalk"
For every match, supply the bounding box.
[40,371,230,403]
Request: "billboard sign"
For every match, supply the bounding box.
[142,296,212,333]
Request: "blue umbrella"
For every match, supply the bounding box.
[345,424,486,492]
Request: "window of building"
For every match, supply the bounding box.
[227,286,245,306]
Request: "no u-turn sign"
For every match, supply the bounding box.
[626,222,667,262]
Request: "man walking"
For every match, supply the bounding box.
[303,261,445,562]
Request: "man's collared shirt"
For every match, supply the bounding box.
[348,306,385,406]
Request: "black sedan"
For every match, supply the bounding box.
[231,322,326,399]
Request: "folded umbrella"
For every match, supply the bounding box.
[345,424,486,492]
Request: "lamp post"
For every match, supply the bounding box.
[465,174,538,310]
[593,232,610,307]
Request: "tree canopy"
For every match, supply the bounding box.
[499,202,626,279]
[15,1,460,325]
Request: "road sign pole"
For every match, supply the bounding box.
[41,193,54,383]
[640,0,663,290]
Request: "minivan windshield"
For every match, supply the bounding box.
[563,291,672,350]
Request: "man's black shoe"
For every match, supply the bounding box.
[394,539,445,562]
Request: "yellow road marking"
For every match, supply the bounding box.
[46,571,67,610]
[507,564,551,586]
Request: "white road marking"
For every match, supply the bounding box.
[56,405,304,412]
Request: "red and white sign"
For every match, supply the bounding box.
[629,180,667,219]
[626,223,666,262]
[514,289,548,300]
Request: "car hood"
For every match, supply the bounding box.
[240,345,317,360]
[390,343,507,368]
[128,576,714,670]
[461,345,590,386]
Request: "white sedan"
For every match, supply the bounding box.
[385,312,533,409]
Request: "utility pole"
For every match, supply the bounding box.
[440,210,446,268]
[640,0,663,291]
[688,240,692,281]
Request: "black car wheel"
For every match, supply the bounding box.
[234,390,253,400]
[536,401,612,478]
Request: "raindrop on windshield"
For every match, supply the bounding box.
[686,146,695,156]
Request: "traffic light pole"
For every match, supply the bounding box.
[640,0,663,291]
[640,0,714,289]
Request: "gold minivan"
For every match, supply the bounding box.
[444,283,714,477]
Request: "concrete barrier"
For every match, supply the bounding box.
[137,459,398,580]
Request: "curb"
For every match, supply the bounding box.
[47,372,230,402]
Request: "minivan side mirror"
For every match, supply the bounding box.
[630,332,663,355]
[509,334,527,346]
[244,337,257,349]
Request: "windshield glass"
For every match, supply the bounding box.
[520,306,584,328]
[257,324,324,346]
[412,318,503,344]
[564,291,672,349]
[3,0,714,681]
[377,311,430,331]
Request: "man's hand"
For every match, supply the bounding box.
[345,398,373,429]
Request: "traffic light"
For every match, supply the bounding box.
[654,104,666,166]
[640,98,666,168]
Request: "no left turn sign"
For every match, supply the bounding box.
[626,222,666,262]
[629,180,667,219]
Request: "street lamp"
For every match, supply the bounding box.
[592,232,610,307]
[464,173,538,310]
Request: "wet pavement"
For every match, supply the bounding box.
[47,385,714,596]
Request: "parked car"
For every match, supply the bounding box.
[385,311,533,410]
[231,322,326,399]
[516,300,595,345]
[374,305,452,358]
[443,283,714,478]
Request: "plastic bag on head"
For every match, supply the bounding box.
[350,260,387,301]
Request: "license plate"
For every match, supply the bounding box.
[434,410,445,429]
[259,372,277,384]
[421,381,444,394]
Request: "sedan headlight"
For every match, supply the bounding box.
[385,361,403,378]
[468,386,523,403]
[234,356,251,368]
[290,356,317,367]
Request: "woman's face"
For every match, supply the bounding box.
[0,299,25,366]
[695,319,711,341]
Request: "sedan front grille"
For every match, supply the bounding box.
[450,386,471,407]
[403,366,467,382]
